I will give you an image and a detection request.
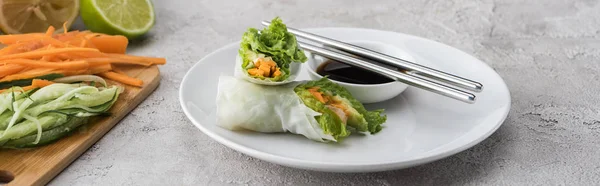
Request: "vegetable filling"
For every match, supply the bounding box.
[247,57,282,78]
[307,87,352,124]
[296,77,387,136]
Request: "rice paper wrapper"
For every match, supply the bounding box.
[234,55,301,86]
[216,75,335,142]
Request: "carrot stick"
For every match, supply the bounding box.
[15,67,54,75]
[0,68,59,82]
[59,51,107,59]
[80,39,88,47]
[0,43,28,55]
[45,26,55,37]
[83,37,96,49]
[31,79,54,87]
[0,33,44,44]
[62,22,68,34]
[99,71,143,87]
[107,53,166,65]
[40,56,50,61]
[89,35,128,54]
[55,54,72,61]
[10,35,67,48]
[0,41,46,55]
[87,64,112,74]
[39,37,67,47]
[0,59,89,70]
[0,48,99,60]
[0,64,26,78]
[84,57,152,66]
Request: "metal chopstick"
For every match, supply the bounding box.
[261,21,483,93]
[299,41,476,104]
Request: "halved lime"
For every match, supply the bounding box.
[0,0,79,34]
[80,0,155,39]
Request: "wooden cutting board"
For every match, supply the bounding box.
[0,65,161,186]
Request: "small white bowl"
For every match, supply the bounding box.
[305,40,415,104]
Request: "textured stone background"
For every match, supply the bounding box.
[50,0,600,185]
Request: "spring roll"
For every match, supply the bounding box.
[216,76,386,142]
[235,17,307,85]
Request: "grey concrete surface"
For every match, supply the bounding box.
[48,0,600,185]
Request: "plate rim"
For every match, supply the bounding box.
[179,27,511,172]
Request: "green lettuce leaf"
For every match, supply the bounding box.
[297,78,387,134]
[239,17,307,81]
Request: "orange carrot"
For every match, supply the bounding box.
[87,64,113,74]
[39,37,68,48]
[15,67,54,75]
[31,79,54,87]
[45,26,55,37]
[107,53,166,65]
[0,33,44,44]
[40,56,51,61]
[0,42,41,55]
[99,71,143,87]
[0,64,26,78]
[0,25,166,89]
[54,30,80,42]
[89,35,128,54]
[0,68,60,82]
[0,59,89,70]
[11,35,67,48]
[55,53,73,61]
[62,22,68,34]
[80,39,88,47]
[308,87,328,103]
[0,48,99,60]
[85,57,152,66]
[58,51,107,59]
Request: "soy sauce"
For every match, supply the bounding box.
[316,60,395,84]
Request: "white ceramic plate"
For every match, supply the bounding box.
[179,28,511,172]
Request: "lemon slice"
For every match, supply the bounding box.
[0,0,79,34]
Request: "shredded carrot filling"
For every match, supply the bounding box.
[247,57,282,78]
[308,87,352,119]
[308,87,328,103]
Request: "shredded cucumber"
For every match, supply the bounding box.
[53,75,108,87]
[26,86,119,116]
[2,117,88,149]
[0,83,121,147]
[3,84,81,134]
[22,113,42,144]
[0,111,13,130]
[0,114,68,141]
